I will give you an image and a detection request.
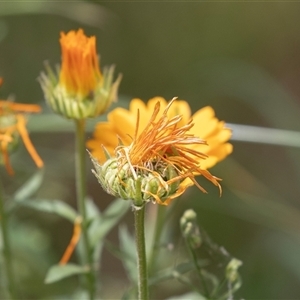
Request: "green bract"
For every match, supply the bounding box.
[89,153,182,207]
[39,63,122,120]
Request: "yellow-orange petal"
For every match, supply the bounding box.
[129,97,168,133]
[166,99,191,126]
[59,217,82,265]
[87,140,115,163]
[16,115,43,169]
[59,28,102,97]
[199,128,232,151]
[1,141,14,175]
[190,106,217,137]
[107,108,136,140]
[0,101,41,114]
[200,143,233,169]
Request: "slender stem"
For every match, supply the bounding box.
[190,247,210,298]
[74,119,95,300]
[134,205,149,300]
[0,181,16,299]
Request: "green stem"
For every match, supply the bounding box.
[190,247,210,298]
[74,119,95,300]
[134,205,149,300]
[0,181,16,299]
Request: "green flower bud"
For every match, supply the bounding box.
[38,29,121,120]
[180,209,202,249]
[225,258,243,283]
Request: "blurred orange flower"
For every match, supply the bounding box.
[0,95,43,175]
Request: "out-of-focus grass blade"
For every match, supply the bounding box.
[0,2,116,30]
[27,113,104,133]
[27,97,130,133]
[191,59,300,131]
[229,123,300,148]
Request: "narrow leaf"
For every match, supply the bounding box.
[89,198,130,248]
[17,199,77,222]
[85,197,101,220]
[13,169,44,201]
[45,263,88,284]
[118,225,137,282]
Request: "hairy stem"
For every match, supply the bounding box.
[0,181,16,299]
[75,119,95,299]
[134,205,149,300]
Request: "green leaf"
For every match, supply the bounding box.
[85,197,101,220]
[76,197,102,263]
[118,225,137,283]
[121,287,137,300]
[17,199,77,222]
[88,198,130,264]
[13,169,44,201]
[89,198,130,249]
[44,263,88,284]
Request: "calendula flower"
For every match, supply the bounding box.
[89,98,228,206]
[39,28,122,119]
[0,99,43,175]
[87,97,232,169]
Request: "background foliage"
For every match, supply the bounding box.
[1,1,300,299]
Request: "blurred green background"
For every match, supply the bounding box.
[1,1,300,299]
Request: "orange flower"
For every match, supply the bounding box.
[87,97,232,169]
[0,100,43,175]
[39,28,121,119]
[89,98,231,206]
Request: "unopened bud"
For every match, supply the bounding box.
[180,209,202,249]
[226,258,243,283]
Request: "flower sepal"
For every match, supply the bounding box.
[89,151,185,207]
[39,64,121,120]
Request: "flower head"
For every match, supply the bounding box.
[0,97,43,175]
[39,28,122,119]
[89,98,230,206]
[87,97,232,169]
